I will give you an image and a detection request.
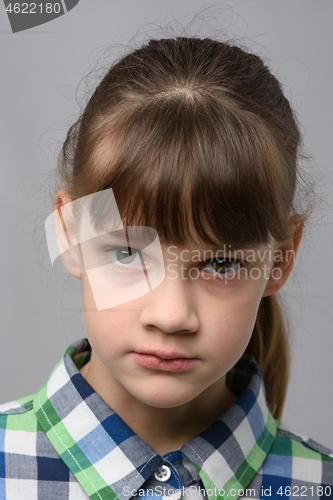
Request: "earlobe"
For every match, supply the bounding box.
[54,189,81,279]
[263,222,304,297]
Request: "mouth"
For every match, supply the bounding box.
[131,350,199,372]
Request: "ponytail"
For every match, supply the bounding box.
[246,294,290,420]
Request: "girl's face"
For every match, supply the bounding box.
[78,236,280,409]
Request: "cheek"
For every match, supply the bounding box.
[83,308,135,346]
[201,284,264,356]
[81,273,134,348]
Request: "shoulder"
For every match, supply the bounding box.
[247,422,333,498]
[275,421,333,460]
[0,394,35,415]
[261,421,333,489]
[0,394,80,496]
[0,395,39,453]
[0,394,66,472]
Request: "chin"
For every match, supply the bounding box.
[133,388,199,409]
[143,399,192,409]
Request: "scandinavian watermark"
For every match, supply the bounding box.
[164,244,295,283]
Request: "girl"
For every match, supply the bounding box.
[1,37,332,500]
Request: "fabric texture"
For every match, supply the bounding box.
[0,338,332,500]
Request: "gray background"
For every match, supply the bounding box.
[0,0,332,448]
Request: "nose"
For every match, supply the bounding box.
[139,274,199,335]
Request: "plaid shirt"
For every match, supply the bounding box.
[0,339,332,500]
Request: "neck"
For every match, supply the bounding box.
[80,353,237,456]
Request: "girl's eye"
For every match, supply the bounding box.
[106,246,143,268]
[202,257,241,276]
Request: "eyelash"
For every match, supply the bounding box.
[103,246,245,280]
[199,257,244,280]
[103,246,145,270]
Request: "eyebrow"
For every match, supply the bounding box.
[181,243,260,254]
[95,228,157,247]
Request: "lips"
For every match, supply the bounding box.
[135,349,192,359]
[131,350,199,372]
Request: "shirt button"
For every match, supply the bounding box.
[154,464,172,482]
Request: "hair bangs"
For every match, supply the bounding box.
[85,92,292,249]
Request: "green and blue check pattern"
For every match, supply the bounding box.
[0,338,332,499]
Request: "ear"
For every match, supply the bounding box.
[262,221,304,297]
[54,189,81,279]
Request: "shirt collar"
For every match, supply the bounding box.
[34,338,277,500]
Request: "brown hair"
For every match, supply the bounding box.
[58,37,312,419]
